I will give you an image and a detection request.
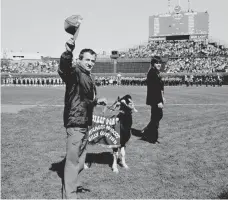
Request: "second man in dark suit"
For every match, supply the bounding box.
[142,56,165,144]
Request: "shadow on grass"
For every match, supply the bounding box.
[85,152,113,168]
[49,152,113,179]
[49,158,65,197]
[132,127,160,144]
[131,128,155,143]
[131,128,143,137]
[49,157,92,195]
[49,158,65,180]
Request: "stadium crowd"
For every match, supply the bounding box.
[1,60,59,74]
[1,56,227,75]
[165,56,228,73]
[118,39,228,73]
[119,39,228,58]
[1,40,228,75]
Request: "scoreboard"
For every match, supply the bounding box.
[149,6,209,37]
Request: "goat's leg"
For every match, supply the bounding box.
[112,148,119,173]
[84,162,89,169]
[120,146,129,169]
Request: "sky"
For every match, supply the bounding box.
[1,0,228,57]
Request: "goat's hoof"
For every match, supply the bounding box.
[123,165,129,170]
[113,168,119,173]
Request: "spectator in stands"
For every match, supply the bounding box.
[141,56,165,144]
[58,36,107,199]
[119,39,228,59]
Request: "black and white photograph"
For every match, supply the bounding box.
[1,0,228,199]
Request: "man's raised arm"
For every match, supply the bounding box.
[58,18,81,82]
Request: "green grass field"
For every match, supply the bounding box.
[1,85,228,199]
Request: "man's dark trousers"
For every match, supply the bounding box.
[144,106,163,143]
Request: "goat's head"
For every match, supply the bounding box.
[112,94,138,113]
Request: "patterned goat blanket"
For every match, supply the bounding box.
[88,106,121,148]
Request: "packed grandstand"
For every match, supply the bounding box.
[1,2,228,84]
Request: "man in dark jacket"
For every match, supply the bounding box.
[58,37,107,199]
[142,56,165,144]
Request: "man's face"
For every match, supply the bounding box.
[80,52,96,72]
[154,62,162,70]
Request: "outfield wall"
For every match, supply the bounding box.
[92,58,151,74]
